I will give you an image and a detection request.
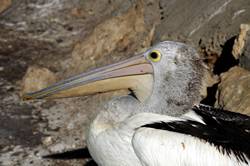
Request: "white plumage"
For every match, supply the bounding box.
[87,106,250,166]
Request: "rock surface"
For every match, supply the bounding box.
[0,0,250,166]
[232,23,250,59]
[21,66,57,95]
[0,0,11,14]
[216,67,250,115]
[237,23,250,70]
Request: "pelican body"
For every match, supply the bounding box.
[24,41,250,166]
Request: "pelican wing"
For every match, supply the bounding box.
[132,105,250,166]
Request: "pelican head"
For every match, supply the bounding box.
[23,41,204,116]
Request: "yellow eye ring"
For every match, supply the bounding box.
[147,50,161,62]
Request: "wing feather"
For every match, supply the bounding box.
[132,105,250,166]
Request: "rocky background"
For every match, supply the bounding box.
[0,0,250,165]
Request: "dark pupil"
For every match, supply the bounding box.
[150,52,158,59]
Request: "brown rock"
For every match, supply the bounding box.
[216,66,250,115]
[70,1,153,73]
[238,24,250,70]
[232,23,250,59]
[21,66,57,95]
[42,136,53,146]
[0,0,11,14]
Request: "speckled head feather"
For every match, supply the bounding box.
[141,41,204,116]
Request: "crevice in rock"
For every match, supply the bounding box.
[200,83,219,106]
[201,36,240,106]
[213,36,239,75]
[42,147,98,165]
[85,160,98,166]
[43,147,92,160]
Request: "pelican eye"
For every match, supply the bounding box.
[148,50,161,62]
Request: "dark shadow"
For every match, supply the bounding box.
[43,147,92,160]
[85,160,98,166]
[202,37,239,106]
[213,36,239,75]
[43,147,98,165]
[200,83,219,106]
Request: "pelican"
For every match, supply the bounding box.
[23,41,250,166]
